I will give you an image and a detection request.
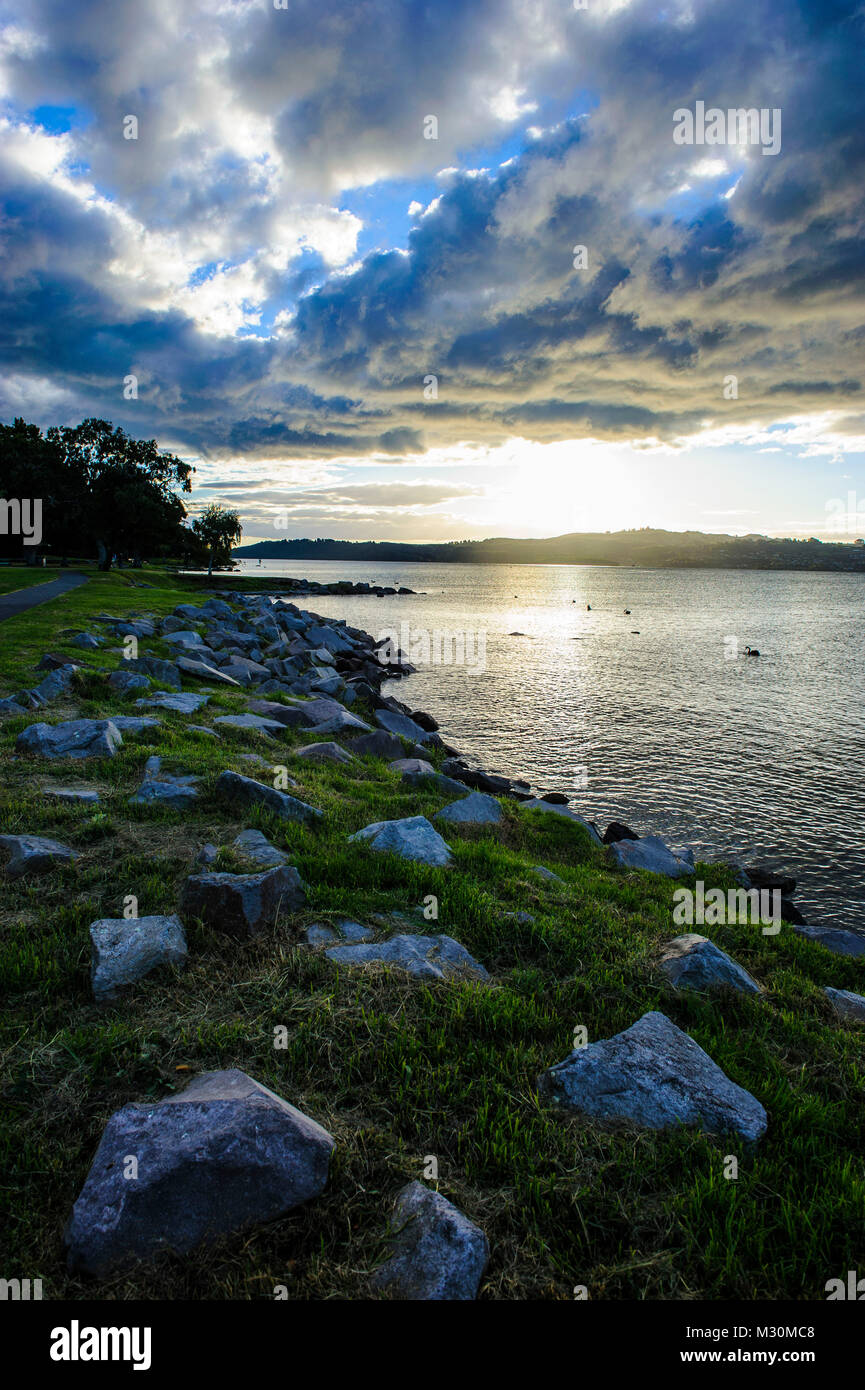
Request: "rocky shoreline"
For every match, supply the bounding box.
[2,583,864,1296]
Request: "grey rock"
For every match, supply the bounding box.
[389,758,435,776]
[246,700,309,728]
[533,865,565,885]
[176,656,241,686]
[188,724,218,738]
[106,716,160,735]
[295,741,356,765]
[610,834,694,878]
[793,923,865,957]
[41,784,100,805]
[69,632,101,650]
[303,919,374,947]
[136,691,208,714]
[162,630,204,648]
[0,833,76,878]
[65,1070,335,1275]
[349,815,453,867]
[372,1181,489,1300]
[375,709,431,743]
[90,914,187,1000]
[309,710,372,735]
[108,670,151,695]
[129,756,199,810]
[181,863,307,937]
[123,656,182,690]
[825,986,865,1022]
[659,934,761,995]
[538,1010,767,1143]
[435,792,503,826]
[232,829,290,868]
[16,718,123,759]
[213,713,287,736]
[215,771,322,825]
[326,933,488,981]
[196,843,219,866]
[350,730,407,761]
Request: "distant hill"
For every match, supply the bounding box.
[234,529,865,572]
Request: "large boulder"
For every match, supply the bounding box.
[90,914,188,1000]
[0,833,75,878]
[16,719,123,760]
[326,932,488,982]
[65,1070,335,1275]
[181,864,307,936]
[247,700,309,728]
[658,935,761,995]
[108,670,150,696]
[609,834,694,878]
[538,1011,767,1144]
[310,710,372,735]
[349,816,453,867]
[435,792,503,826]
[371,1181,489,1300]
[215,770,322,825]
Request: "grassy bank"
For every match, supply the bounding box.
[0,569,862,1300]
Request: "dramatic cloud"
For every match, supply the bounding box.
[0,0,863,535]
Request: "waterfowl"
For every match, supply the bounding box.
[744,647,760,656]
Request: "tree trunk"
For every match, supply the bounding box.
[207,545,214,577]
[96,539,112,572]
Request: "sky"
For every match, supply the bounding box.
[0,0,864,544]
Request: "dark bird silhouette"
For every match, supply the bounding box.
[744,646,761,656]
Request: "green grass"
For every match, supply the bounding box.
[0,570,863,1300]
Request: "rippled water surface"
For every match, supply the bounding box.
[239,560,865,930]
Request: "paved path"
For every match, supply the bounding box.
[0,571,89,623]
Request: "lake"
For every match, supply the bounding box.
[235,559,865,932]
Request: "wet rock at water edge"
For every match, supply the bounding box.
[0,833,76,878]
[603,821,640,845]
[658,934,761,995]
[326,932,488,982]
[538,1010,767,1144]
[371,1182,489,1301]
[349,815,453,867]
[90,914,188,1000]
[609,834,694,878]
[215,770,322,825]
[792,923,865,957]
[64,1070,335,1276]
[181,863,307,936]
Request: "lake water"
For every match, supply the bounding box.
[235,559,865,932]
